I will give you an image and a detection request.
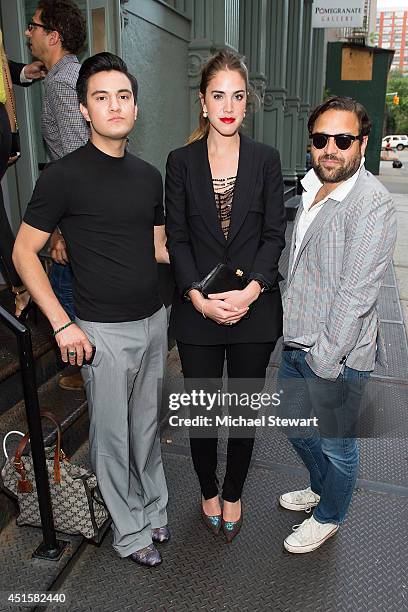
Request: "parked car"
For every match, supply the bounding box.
[382,135,408,151]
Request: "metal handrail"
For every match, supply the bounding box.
[0,305,66,560]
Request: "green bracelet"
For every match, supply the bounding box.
[53,321,74,337]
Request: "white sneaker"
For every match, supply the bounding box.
[284,515,339,554]
[279,486,320,512]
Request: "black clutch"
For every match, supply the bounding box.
[199,264,247,298]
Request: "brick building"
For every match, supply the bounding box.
[377,5,408,74]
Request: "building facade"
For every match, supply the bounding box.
[325,0,378,45]
[377,5,408,74]
[1,0,325,244]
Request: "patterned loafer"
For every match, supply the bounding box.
[129,544,162,567]
[201,507,222,535]
[152,525,171,543]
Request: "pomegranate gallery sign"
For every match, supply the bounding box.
[312,0,365,28]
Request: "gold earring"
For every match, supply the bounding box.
[203,109,208,118]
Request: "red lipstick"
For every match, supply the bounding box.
[220,117,235,124]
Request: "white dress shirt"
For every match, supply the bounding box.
[20,66,32,84]
[292,157,365,273]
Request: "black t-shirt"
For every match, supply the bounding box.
[24,141,164,322]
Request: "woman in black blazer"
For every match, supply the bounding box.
[165,50,286,541]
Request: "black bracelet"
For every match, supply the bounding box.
[53,321,74,337]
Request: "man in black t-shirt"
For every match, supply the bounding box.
[13,53,170,568]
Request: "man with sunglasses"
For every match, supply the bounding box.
[278,96,397,553]
[25,0,89,390]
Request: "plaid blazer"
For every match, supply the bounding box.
[283,166,397,380]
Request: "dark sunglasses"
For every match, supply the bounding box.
[310,133,363,151]
[27,21,49,32]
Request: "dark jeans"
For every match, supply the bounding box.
[177,341,275,502]
[0,102,22,288]
[49,262,75,321]
[278,348,371,524]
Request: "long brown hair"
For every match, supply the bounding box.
[187,49,250,145]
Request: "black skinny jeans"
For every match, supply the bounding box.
[177,341,275,502]
[0,102,21,288]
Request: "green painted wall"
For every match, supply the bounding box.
[325,42,393,175]
[121,1,191,175]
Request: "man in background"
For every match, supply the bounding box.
[25,0,89,390]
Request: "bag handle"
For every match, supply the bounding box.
[12,412,64,492]
[3,431,24,460]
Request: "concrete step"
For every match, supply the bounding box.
[0,288,58,416]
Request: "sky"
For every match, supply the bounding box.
[377,0,408,9]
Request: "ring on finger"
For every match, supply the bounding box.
[68,350,76,356]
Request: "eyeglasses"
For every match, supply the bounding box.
[27,21,48,32]
[310,133,363,151]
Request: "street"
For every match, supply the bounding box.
[379,150,408,194]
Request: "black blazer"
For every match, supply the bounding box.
[165,133,286,345]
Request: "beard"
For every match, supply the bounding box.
[313,150,362,183]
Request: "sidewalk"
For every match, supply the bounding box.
[393,193,408,334]
[379,152,408,337]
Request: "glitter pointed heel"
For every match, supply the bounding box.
[201,507,222,535]
[222,504,243,543]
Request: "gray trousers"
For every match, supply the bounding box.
[77,306,168,556]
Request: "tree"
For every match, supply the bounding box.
[386,70,408,134]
